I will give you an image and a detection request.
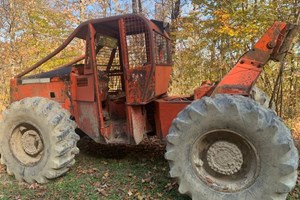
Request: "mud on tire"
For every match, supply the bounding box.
[0,97,80,183]
[165,94,298,200]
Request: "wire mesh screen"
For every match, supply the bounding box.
[95,34,123,92]
[154,31,171,65]
[96,46,112,70]
[108,75,122,92]
[124,16,150,69]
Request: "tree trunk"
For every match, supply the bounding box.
[171,0,181,22]
[80,0,85,22]
[170,0,181,52]
[138,0,142,13]
[132,0,137,14]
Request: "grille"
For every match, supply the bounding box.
[77,77,88,87]
[124,16,151,68]
[154,31,171,65]
[95,34,123,92]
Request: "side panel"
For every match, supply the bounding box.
[75,75,95,101]
[155,66,171,96]
[212,60,262,95]
[154,99,190,139]
[70,73,101,142]
[77,102,102,142]
[10,78,70,110]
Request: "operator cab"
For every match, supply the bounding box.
[12,14,172,144]
[80,14,172,105]
[73,14,172,143]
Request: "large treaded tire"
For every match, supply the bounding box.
[165,94,298,200]
[0,97,80,183]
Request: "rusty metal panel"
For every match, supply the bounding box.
[10,78,68,104]
[154,99,190,139]
[146,71,156,100]
[194,81,215,99]
[126,67,151,104]
[155,66,171,96]
[75,75,95,101]
[69,72,79,121]
[77,101,101,142]
[213,58,262,95]
[126,105,146,144]
[108,100,126,120]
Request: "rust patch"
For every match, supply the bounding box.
[77,102,101,142]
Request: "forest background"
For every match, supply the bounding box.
[0,0,300,199]
[0,0,299,137]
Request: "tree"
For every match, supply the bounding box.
[170,0,300,119]
[0,0,299,121]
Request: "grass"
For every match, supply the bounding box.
[0,136,298,200]
[0,137,189,200]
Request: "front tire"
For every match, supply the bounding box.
[0,97,80,183]
[165,94,298,200]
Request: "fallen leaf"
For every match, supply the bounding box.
[28,183,39,190]
[101,161,108,165]
[137,194,144,200]
[142,176,152,183]
[97,188,108,197]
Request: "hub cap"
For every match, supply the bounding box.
[10,123,44,166]
[207,141,243,175]
[21,130,44,156]
[191,129,260,192]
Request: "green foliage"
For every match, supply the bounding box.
[170,0,300,119]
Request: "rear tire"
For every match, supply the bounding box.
[0,97,80,183]
[165,94,298,200]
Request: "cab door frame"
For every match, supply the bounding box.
[72,23,105,143]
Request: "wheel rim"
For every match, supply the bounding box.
[191,129,260,192]
[10,123,44,166]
